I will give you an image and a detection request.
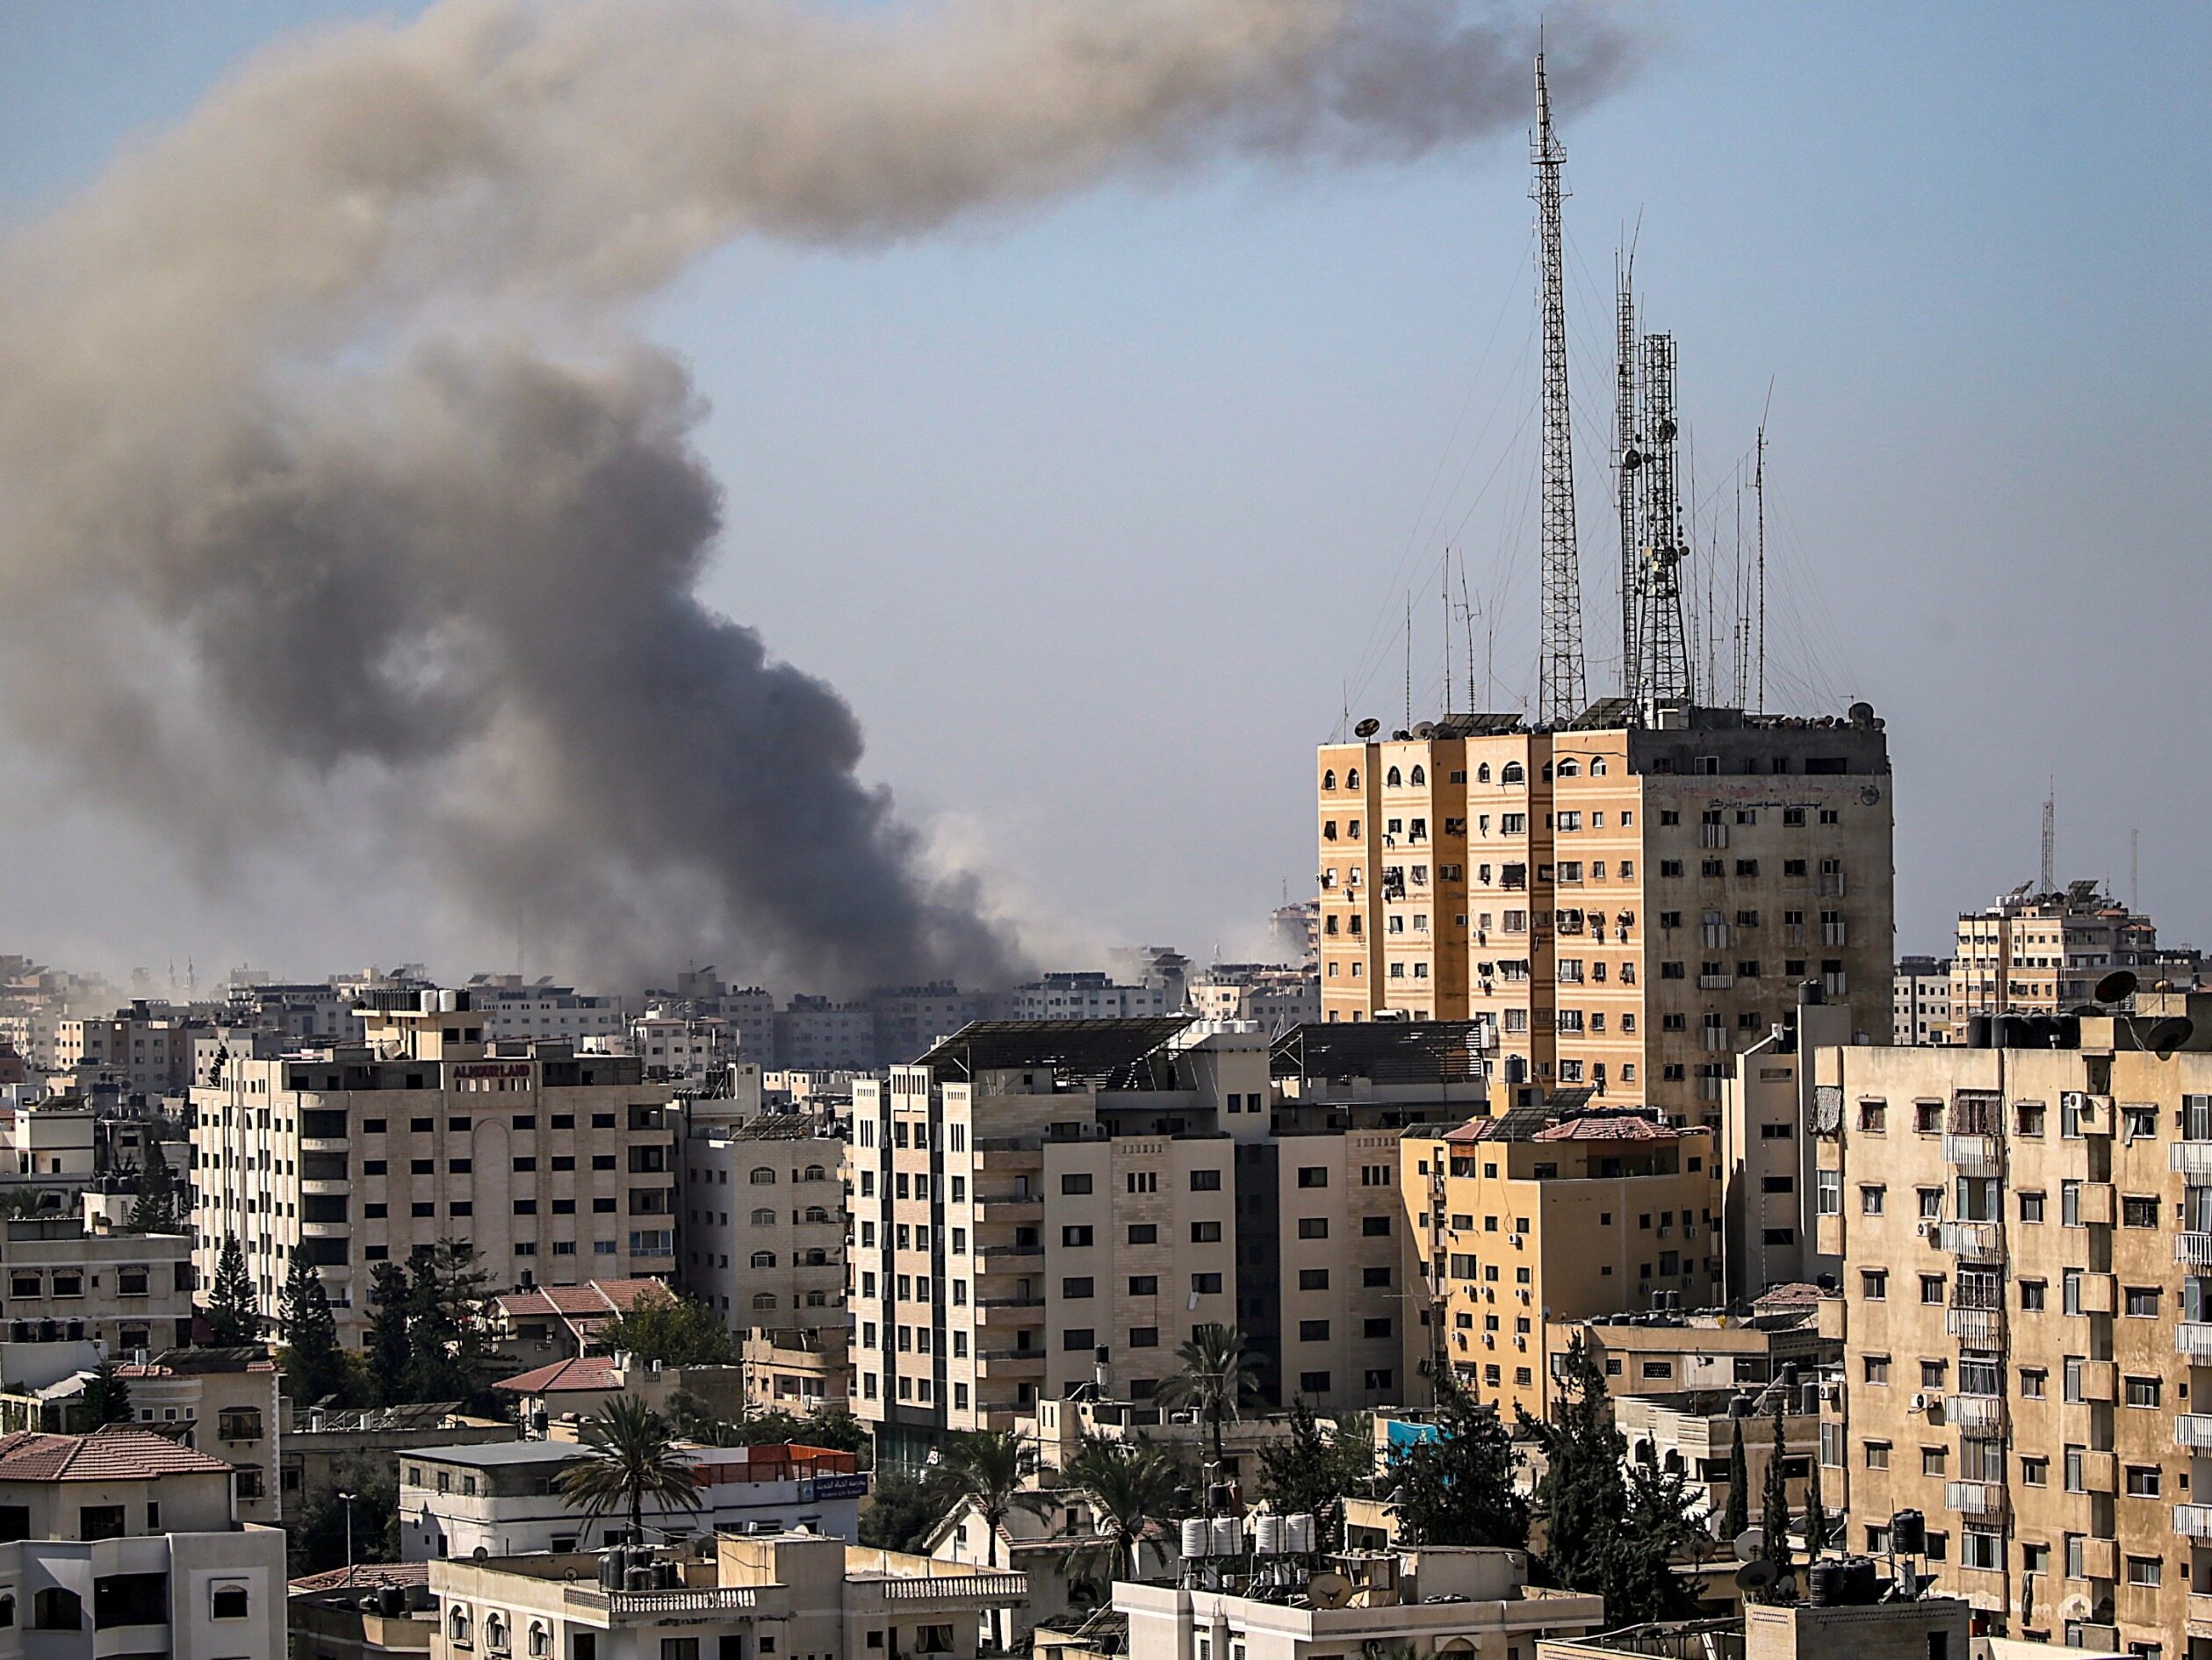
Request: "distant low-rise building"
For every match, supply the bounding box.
[487,1281,670,1371]
[110,1347,285,1525]
[0,1216,194,1389]
[1893,954,1953,1045]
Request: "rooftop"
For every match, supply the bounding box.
[492,1355,621,1396]
[913,1019,1194,1084]
[494,1280,668,1322]
[1271,1020,1489,1085]
[290,1562,433,1595]
[405,1440,583,1470]
[0,1426,234,1482]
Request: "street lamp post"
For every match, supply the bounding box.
[336,1491,357,1569]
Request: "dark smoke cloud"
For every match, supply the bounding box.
[0,0,1642,989]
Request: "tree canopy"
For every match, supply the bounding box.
[599,1293,739,1368]
[1257,1397,1373,1543]
[279,1253,352,1406]
[205,1235,257,1345]
[1390,1365,1529,1549]
[557,1397,703,1546]
[1156,1324,1264,1471]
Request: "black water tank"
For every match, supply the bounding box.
[378,1587,406,1618]
[1965,1014,1993,1049]
[597,1552,623,1591]
[1891,1508,1927,1554]
[1808,1561,1848,1606]
[1843,1557,1878,1605]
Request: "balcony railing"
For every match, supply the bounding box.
[2172,1143,2212,1179]
[1944,1481,2005,1518]
[2180,1324,2212,1362]
[2178,1233,2212,1268]
[2176,1504,2212,1541]
[564,1586,764,1615]
[1941,1136,2000,1175]
[1943,1393,2005,1433]
[2174,1414,2212,1452]
[1945,1306,2003,1346]
[1938,1222,2002,1262]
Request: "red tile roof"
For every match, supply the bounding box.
[495,1279,670,1322]
[493,1355,622,1396]
[0,1427,234,1482]
[1441,1119,1497,1143]
[290,1562,431,1594]
[1531,1115,1677,1144]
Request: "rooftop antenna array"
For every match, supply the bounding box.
[1633,332,1694,705]
[1615,251,1641,703]
[1531,47,1587,725]
[2041,781,2057,895]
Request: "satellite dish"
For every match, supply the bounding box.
[1353,718,1380,739]
[1307,1571,1352,1610]
[1413,722,1437,739]
[2094,970,2138,1004]
[472,1546,489,1561]
[1732,1526,1764,1563]
[1621,447,1643,470]
[1735,1560,1779,1595]
[2150,1017,2194,1060]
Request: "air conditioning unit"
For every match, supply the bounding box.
[1507,1233,1524,1247]
[1820,1382,1844,1407]
[2061,1091,2086,1113]
[1916,1221,1939,1239]
[1909,1391,1931,1414]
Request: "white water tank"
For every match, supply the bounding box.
[1210,1516,1241,1557]
[1286,1512,1315,1555]
[1254,1513,1285,1555]
[1180,1518,1209,1559]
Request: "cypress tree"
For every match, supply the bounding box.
[1392,1364,1530,1548]
[365,1261,413,1405]
[279,1253,350,1405]
[80,1360,133,1427]
[1761,1397,1792,1570]
[1722,1414,1750,1541]
[1803,1447,1831,1556]
[128,1137,181,1233]
[205,1235,258,1345]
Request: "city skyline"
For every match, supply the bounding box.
[0,1,2204,984]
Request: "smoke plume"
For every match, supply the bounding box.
[0,0,1639,989]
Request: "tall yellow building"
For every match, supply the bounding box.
[1317,704,1894,1124]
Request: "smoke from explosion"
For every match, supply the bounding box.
[0,0,1639,989]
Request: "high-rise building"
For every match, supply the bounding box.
[1316,705,1894,1124]
[1809,992,2212,1651]
[848,1019,1466,1464]
[1895,954,1955,1045]
[1949,880,2158,1021]
[191,989,678,1341]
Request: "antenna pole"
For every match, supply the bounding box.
[1442,550,1453,717]
[1634,333,1693,704]
[2041,781,2056,895]
[1532,50,1587,725]
[1616,251,1641,706]
[1754,422,1768,717]
[1404,593,1413,729]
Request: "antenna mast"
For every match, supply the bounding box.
[2040,782,2056,894]
[1634,333,1694,704]
[1754,422,1768,716]
[1532,50,1587,725]
[1616,254,1642,704]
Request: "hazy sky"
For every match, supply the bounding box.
[1,1,2205,991]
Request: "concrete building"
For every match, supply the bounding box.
[1003,974,1177,1022]
[0,1217,195,1389]
[1719,988,1854,1298]
[1810,992,2212,1652]
[736,1327,849,1415]
[1188,964,1322,1035]
[1896,956,1955,1046]
[429,1533,1024,1660]
[112,1347,285,1525]
[487,1281,668,1371]
[925,1490,1173,1654]
[287,1563,435,1660]
[851,1019,1443,1463]
[0,1427,285,1660]
[1538,1586,1971,1660]
[398,1440,863,1558]
[464,978,625,1045]
[1402,1104,1722,1423]
[1610,1383,1819,1530]
[1315,705,1895,1125]
[0,1101,95,1184]
[1115,1544,1604,1660]
[868,985,985,1069]
[54,1004,201,1097]
[773,999,876,1072]
[190,988,679,1340]
[1546,1286,1836,1403]
[674,1111,845,1334]
[626,1014,731,1084]
[1949,881,2158,1022]
[280,1404,518,1512]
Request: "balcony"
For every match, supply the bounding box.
[1941,1135,2000,1176]
[2188,1592,2212,1643]
[2176,1504,2212,1541]
[2176,1414,2212,1452]
[1944,1481,2006,1519]
[975,1245,1044,1273]
[1943,1394,2005,1433]
[1945,1306,2003,1346]
[2174,1143,2212,1179]
[1938,1222,2002,1263]
[978,1194,1043,1217]
[976,1348,1046,1376]
[2177,1233,2212,1268]
[974,1297,1045,1325]
[2180,1324,2212,1362]
[564,1585,767,1615]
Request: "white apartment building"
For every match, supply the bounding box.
[1950,879,2158,1020]
[398,1440,865,1559]
[54,1006,200,1097]
[190,989,678,1340]
[1894,955,1954,1045]
[1002,975,1175,1022]
[431,1533,1024,1660]
[0,1427,285,1660]
[1188,965,1322,1035]
[0,1101,94,1183]
[1113,1545,1603,1660]
[465,979,626,1044]
[774,1000,876,1072]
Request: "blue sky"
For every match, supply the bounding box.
[1,1,2206,982]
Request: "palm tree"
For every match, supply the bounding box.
[1062,1433,1180,1584]
[938,1430,1052,1652]
[1156,1324,1263,1471]
[556,1397,703,1546]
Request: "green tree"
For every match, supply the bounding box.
[1391,1365,1529,1549]
[1761,1397,1791,1570]
[861,1463,962,1553]
[1062,1433,1181,1583]
[598,1294,739,1367]
[127,1137,182,1233]
[205,1234,257,1345]
[556,1397,703,1546]
[940,1429,1054,1650]
[287,1455,400,1576]
[401,1243,501,1413]
[364,1262,413,1405]
[1803,1450,1831,1557]
[1520,1341,1700,1622]
[1156,1324,1263,1473]
[1722,1415,1750,1542]
[279,1253,351,1406]
[802,1405,869,1458]
[1257,1397,1373,1543]
[79,1360,133,1428]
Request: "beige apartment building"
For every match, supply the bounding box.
[1401,1104,1723,1423]
[674,1108,845,1330]
[1316,704,1893,1124]
[1896,954,1955,1045]
[850,1019,1458,1464]
[191,989,678,1342]
[1950,881,2159,1021]
[1811,992,2212,1656]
